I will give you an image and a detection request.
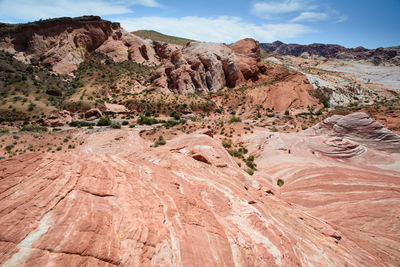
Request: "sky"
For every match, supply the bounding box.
[0,0,399,49]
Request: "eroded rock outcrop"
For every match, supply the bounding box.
[37,110,72,127]
[150,38,272,94]
[0,16,159,74]
[309,112,400,152]
[150,42,244,94]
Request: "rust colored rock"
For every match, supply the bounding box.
[194,128,214,138]
[84,108,103,120]
[38,110,72,127]
[191,154,211,164]
[0,16,159,74]
[230,38,263,80]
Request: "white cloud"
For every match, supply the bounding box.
[251,0,315,18]
[291,12,328,22]
[336,15,348,23]
[251,0,347,24]
[0,0,160,22]
[120,16,311,43]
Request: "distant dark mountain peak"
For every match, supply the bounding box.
[260,41,400,66]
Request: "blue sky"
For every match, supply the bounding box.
[0,0,399,48]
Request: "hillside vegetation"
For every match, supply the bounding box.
[132,30,195,46]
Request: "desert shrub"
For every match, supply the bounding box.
[129,123,136,128]
[122,120,129,126]
[110,122,121,129]
[28,102,36,111]
[0,128,9,134]
[70,121,95,127]
[154,136,166,147]
[137,115,159,125]
[5,144,14,151]
[270,127,278,132]
[245,169,254,175]
[20,124,47,132]
[284,110,290,116]
[247,155,254,162]
[170,111,180,120]
[97,117,112,126]
[228,149,243,158]
[315,109,323,116]
[164,119,186,128]
[245,160,256,169]
[277,179,285,187]
[229,116,241,123]
[222,139,232,148]
[348,102,358,107]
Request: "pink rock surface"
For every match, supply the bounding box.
[104,103,129,114]
[1,113,400,266]
[0,16,159,74]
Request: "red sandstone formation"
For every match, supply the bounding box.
[37,110,72,127]
[0,16,159,74]
[1,113,400,266]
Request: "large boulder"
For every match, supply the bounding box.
[37,110,72,127]
[84,108,103,120]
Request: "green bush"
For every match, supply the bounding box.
[228,149,243,158]
[137,115,160,125]
[154,136,166,147]
[97,117,112,126]
[245,169,254,176]
[122,120,129,126]
[245,160,256,169]
[129,123,136,128]
[348,102,358,107]
[222,139,232,148]
[164,119,186,128]
[70,121,95,127]
[110,122,121,129]
[229,116,241,123]
[20,124,48,132]
[170,111,180,120]
[277,179,284,187]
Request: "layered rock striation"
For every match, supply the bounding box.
[1,113,400,266]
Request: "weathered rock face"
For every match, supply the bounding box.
[84,108,103,120]
[230,38,266,81]
[1,113,400,266]
[150,38,273,94]
[241,113,400,266]
[150,42,245,94]
[0,16,159,74]
[104,103,129,114]
[308,112,400,152]
[37,110,72,127]
[261,41,400,66]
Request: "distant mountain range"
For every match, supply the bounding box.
[260,41,400,65]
